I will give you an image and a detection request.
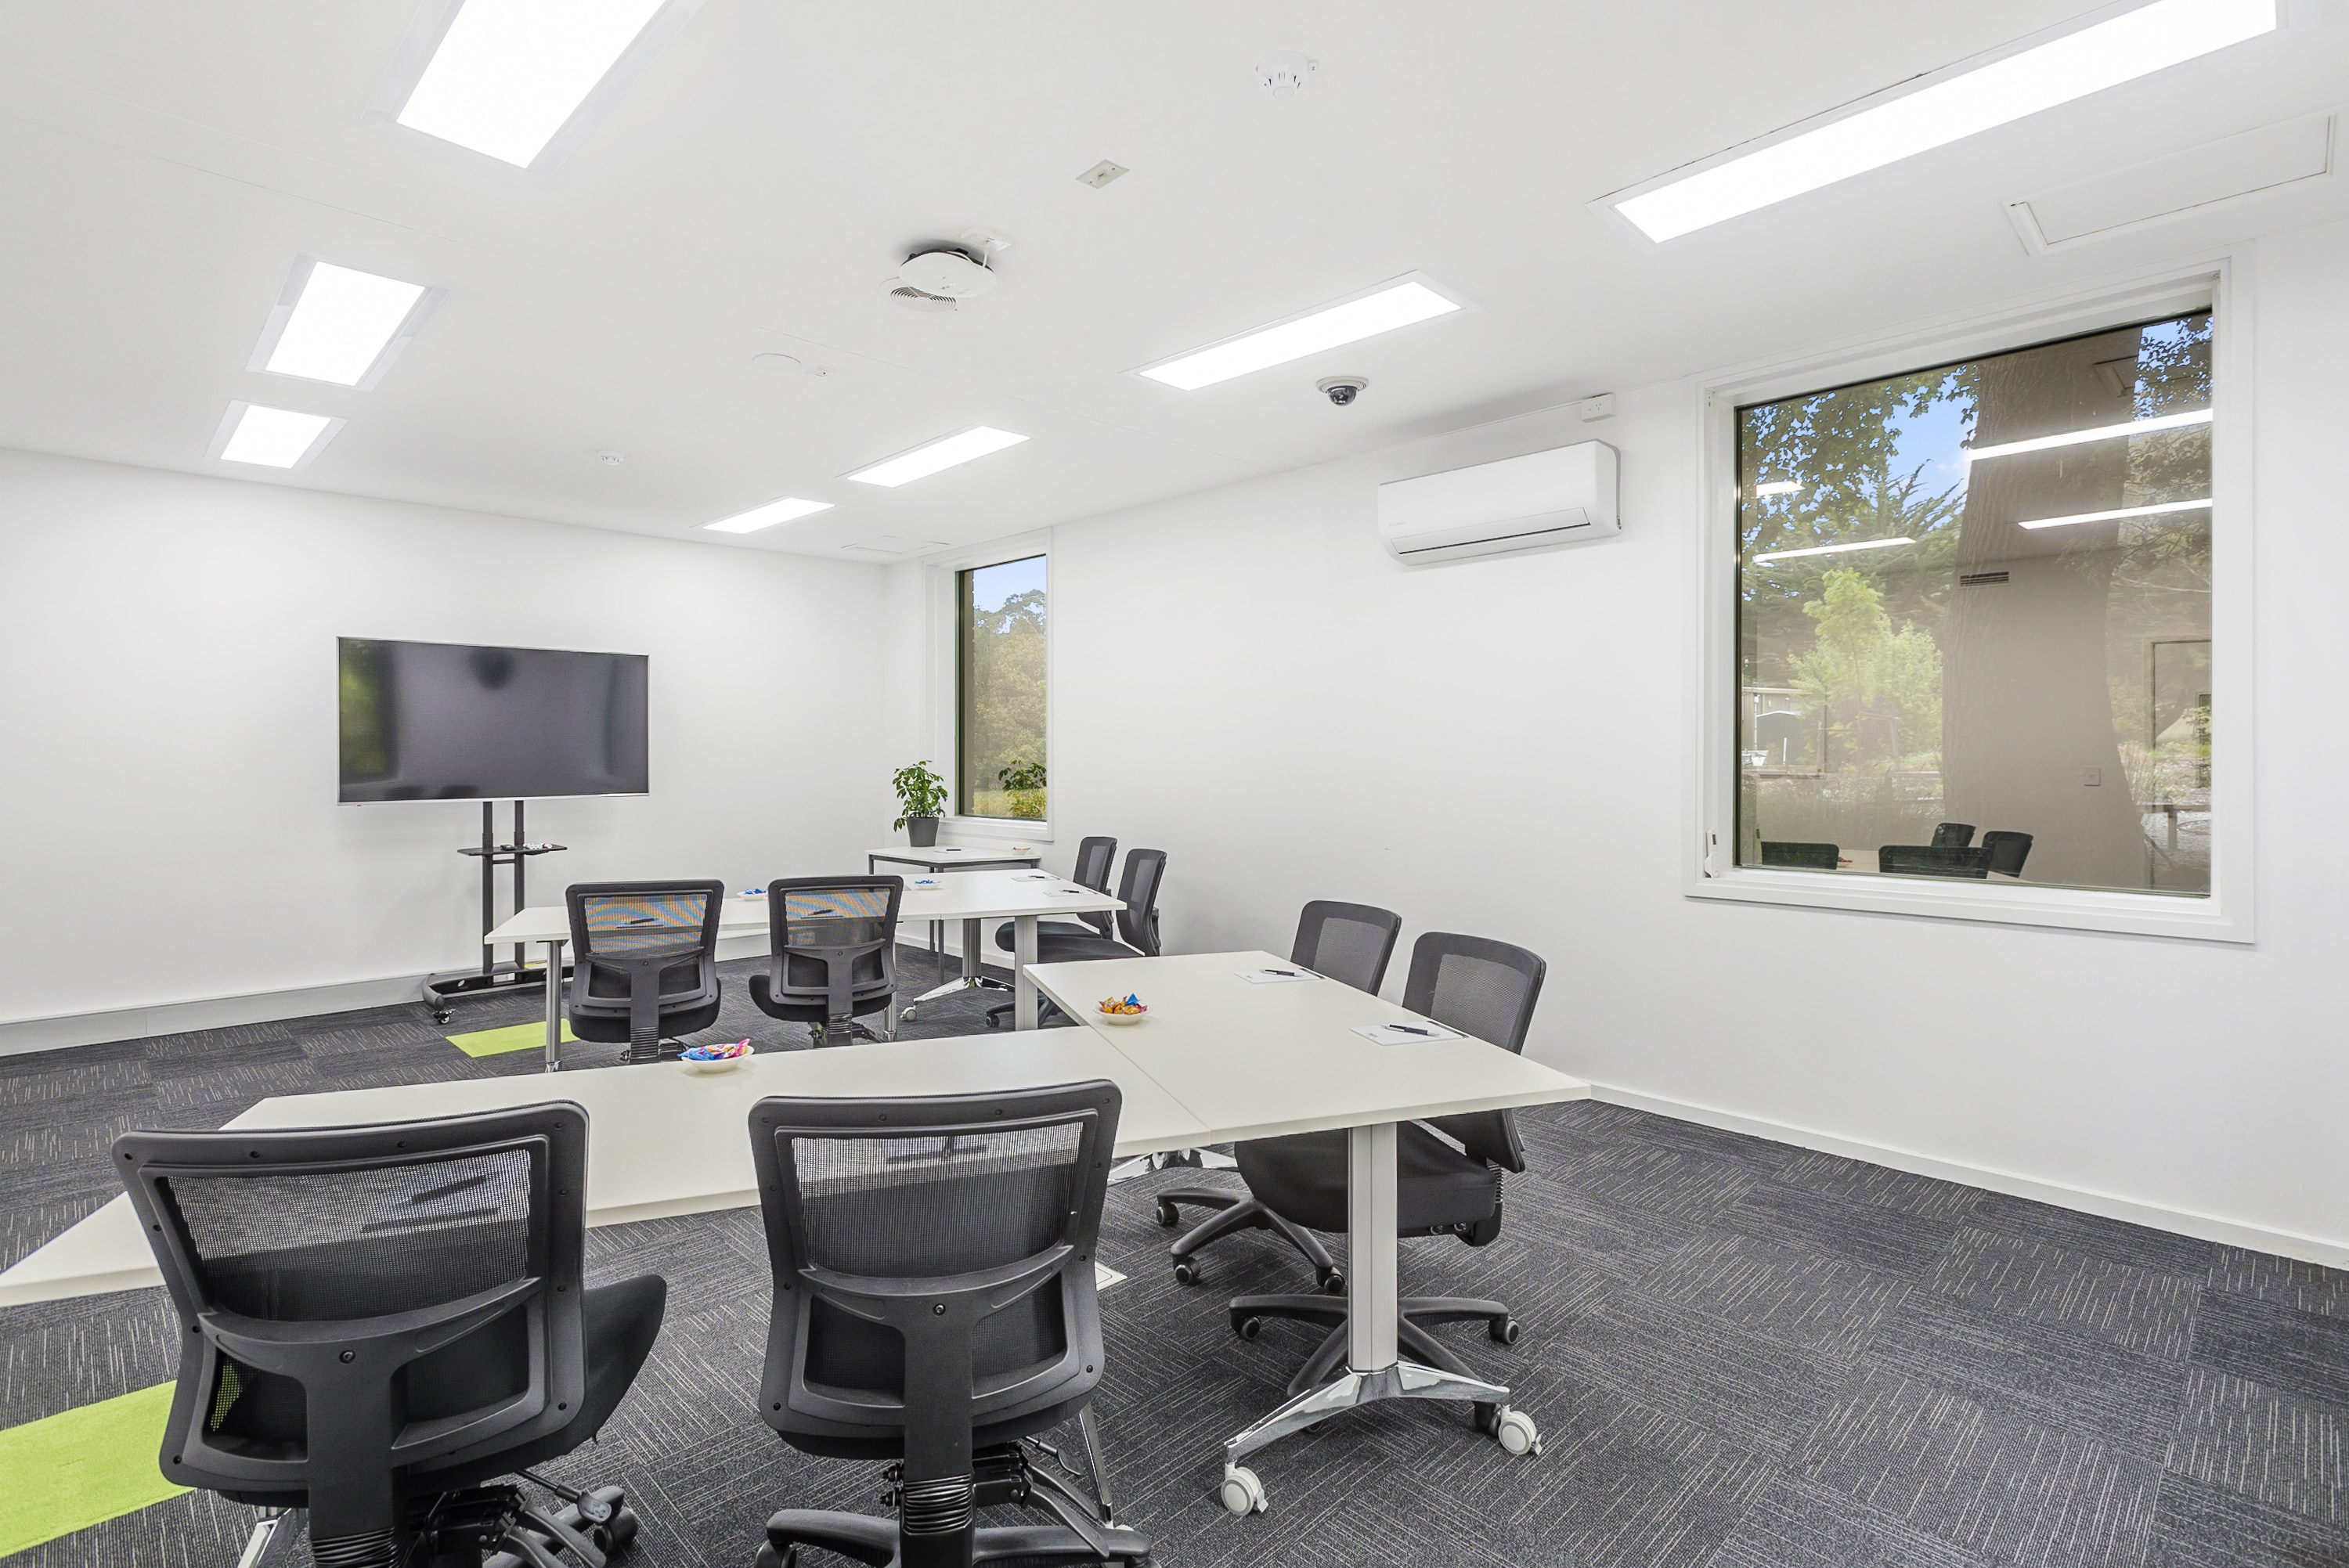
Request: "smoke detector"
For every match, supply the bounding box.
[1257,50,1316,99]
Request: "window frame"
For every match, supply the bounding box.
[1688,257,2254,943]
[926,531,1055,842]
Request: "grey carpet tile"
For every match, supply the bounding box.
[2167,1365,2346,1525]
[1539,1286,1849,1458]
[295,1018,454,1057]
[143,1034,309,1084]
[1553,1105,1792,1176]
[138,1022,300,1061]
[21,1488,287,1568]
[1546,1140,1762,1230]
[2211,1249,2349,1322]
[1969,1191,2220,1279]
[1523,1190,1707,1293]
[1773,1148,1988,1223]
[1637,1228,1912,1361]
[0,1037,150,1076]
[146,1059,317,1116]
[2192,1291,2349,1412]
[1867,1292,2192,1465]
[2149,1471,2349,1568]
[0,1288,181,1422]
[1714,1180,1961,1281]
[1929,1224,2205,1361]
[2,1192,116,1274]
[1797,1362,2164,1568]
[0,1056,150,1105]
[1704,1471,2001,1568]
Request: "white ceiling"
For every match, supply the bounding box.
[1,1,2344,557]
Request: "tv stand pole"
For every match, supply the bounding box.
[424,800,568,1026]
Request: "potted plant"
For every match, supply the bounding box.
[892,761,948,848]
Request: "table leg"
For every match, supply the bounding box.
[1014,914,1039,1029]
[543,938,565,1073]
[1215,1120,1524,1516]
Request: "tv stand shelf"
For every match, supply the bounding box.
[426,800,569,1025]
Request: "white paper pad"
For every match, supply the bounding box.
[1352,1022,1463,1046]
[1238,967,1320,984]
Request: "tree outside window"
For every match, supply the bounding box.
[958,554,1048,820]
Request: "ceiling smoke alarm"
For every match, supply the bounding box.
[897,246,997,298]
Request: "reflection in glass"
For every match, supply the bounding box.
[958,555,1048,821]
[1737,312,2213,894]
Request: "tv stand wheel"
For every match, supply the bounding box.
[430,1008,453,1026]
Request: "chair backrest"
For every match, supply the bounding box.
[1291,901,1402,993]
[1402,933,1546,1173]
[1070,834,1117,937]
[1112,850,1166,957]
[749,1082,1120,1561]
[566,881,727,1047]
[1759,841,1839,870]
[1879,844,1990,878]
[1981,830,2033,877]
[1931,821,1977,848]
[765,876,903,1022]
[115,1105,590,1563]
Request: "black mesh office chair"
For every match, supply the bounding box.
[750,877,904,1048]
[983,851,1165,1031]
[566,880,727,1063]
[1759,841,1840,870]
[1222,934,1546,1431]
[746,1083,1153,1568]
[1879,844,1991,878]
[114,1104,666,1568]
[993,835,1119,966]
[1931,822,1977,849]
[1982,830,2033,877]
[1154,902,1404,1292]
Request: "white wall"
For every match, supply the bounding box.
[897,220,2349,1263]
[0,450,891,1048]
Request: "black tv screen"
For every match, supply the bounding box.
[338,638,648,802]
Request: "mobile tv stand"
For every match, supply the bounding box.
[424,800,568,1026]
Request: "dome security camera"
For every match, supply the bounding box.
[1318,376,1369,407]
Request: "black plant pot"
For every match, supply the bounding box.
[905,816,940,848]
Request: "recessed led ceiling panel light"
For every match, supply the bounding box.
[2017,497,2211,529]
[845,427,1030,488]
[254,261,431,387]
[703,497,834,534]
[213,403,345,469]
[1965,407,2210,463]
[1137,276,1467,391]
[1750,537,1914,564]
[398,0,669,168]
[1609,0,2278,243]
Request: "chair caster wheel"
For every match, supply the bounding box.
[592,1507,637,1551]
[1173,1260,1200,1286]
[1233,1315,1263,1341]
[1493,1407,1541,1457]
[1318,1269,1345,1296]
[431,1010,453,1026]
[1490,1316,1520,1345]
[900,1006,917,1022]
[1155,1201,1180,1227]
[1218,1465,1267,1515]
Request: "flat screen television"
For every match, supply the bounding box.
[337,637,648,802]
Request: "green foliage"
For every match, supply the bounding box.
[891,760,947,831]
[962,579,1048,820]
[1788,568,1943,771]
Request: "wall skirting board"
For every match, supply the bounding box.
[0,934,774,1057]
[1592,1083,2349,1271]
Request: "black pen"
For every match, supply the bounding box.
[1386,1024,1433,1036]
[1267,968,1301,977]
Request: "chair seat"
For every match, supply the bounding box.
[994,919,1100,952]
[1030,934,1144,964]
[749,971,895,1025]
[1236,1123,1500,1236]
[775,1392,1090,1463]
[568,995,723,1044]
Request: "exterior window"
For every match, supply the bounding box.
[957,554,1048,821]
[1737,311,2213,894]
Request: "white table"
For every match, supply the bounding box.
[485,871,1122,1069]
[0,1031,1208,1310]
[1027,950,1589,1515]
[867,845,1045,1000]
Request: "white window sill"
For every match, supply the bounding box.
[1687,863,2249,943]
[943,816,1054,846]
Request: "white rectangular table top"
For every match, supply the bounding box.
[0,1029,1205,1309]
[484,870,1121,947]
[1028,950,1590,1145]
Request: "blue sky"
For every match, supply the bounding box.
[970,553,1046,612]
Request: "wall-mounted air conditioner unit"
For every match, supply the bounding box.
[1377,439,1619,564]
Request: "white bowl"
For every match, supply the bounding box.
[683,1046,756,1073]
[1093,1007,1148,1027]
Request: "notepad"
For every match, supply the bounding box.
[1238,967,1319,984]
[1353,1022,1463,1046]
